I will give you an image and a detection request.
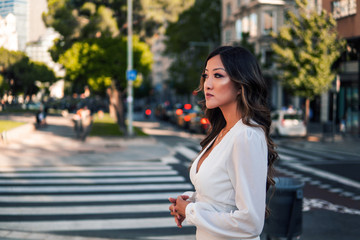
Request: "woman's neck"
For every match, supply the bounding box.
[220,102,241,130]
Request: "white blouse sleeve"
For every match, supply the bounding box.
[185,127,268,238]
[182,191,196,202]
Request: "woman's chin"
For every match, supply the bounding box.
[205,103,217,109]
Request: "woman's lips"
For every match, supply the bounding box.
[206,93,213,97]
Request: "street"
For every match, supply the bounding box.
[0,114,359,240]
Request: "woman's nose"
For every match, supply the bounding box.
[204,77,213,89]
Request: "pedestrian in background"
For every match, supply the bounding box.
[169,46,278,240]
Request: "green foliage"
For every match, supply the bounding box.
[0,48,56,96]
[43,0,145,59]
[8,58,57,96]
[89,113,124,136]
[165,0,221,95]
[140,0,195,36]
[44,0,155,97]
[59,36,152,94]
[271,0,346,98]
[0,47,25,72]
[42,0,78,39]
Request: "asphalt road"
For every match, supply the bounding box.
[0,113,359,240]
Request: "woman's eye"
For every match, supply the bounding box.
[201,74,208,79]
[214,73,223,78]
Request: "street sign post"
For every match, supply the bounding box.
[127,70,137,81]
[127,0,134,137]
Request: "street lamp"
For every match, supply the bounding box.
[127,0,133,137]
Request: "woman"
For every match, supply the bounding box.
[168,46,277,240]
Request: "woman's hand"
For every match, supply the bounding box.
[174,195,190,217]
[168,195,190,228]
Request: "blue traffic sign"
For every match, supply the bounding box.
[126,70,137,81]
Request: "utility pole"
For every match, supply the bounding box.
[127,0,133,136]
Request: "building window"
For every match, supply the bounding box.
[262,10,275,35]
[332,0,357,19]
[264,50,273,68]
[225,30,232,43]
[249,13,257,37]
[226,3,231,18]
[242,15,249,33]
[235,19,242,40]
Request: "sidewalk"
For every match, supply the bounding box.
[0,114,170,168]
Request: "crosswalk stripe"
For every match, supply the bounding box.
[0,165,171,172]
[175,146,198,160]
[0,176,185,185]
[278,153,298,161]
[0,183,193,193]
[0,170,178,178]
[277,148,324,161]
[0,203,171,215]
[161,155,180,164]
[0,217,192,232]
[286,163,360,189]
[0,192,187,203]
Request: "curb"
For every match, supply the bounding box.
[0,123,35,144]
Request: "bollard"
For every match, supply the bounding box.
[263,177,304,240]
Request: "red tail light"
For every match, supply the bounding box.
[281,119,285,126]
[145,109,151,116]
[176,109,183,115]
[184,115,191,122]
[184,104,192,110]
[200,118,209,125]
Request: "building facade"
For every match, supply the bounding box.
[25,0,65,99]
[220,0,355,133]
[0,13,18,50]
[151,34,174,104]
[221,0,296,111]
[0,0,28,51]
[323,0,359,135]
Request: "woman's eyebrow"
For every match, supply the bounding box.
[204,67,226,72]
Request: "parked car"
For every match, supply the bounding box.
[270,110,306,137]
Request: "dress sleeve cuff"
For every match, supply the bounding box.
[185,202,195,225]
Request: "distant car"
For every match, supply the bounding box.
[189,112,210,134]
[177,109,198,129]
[270,110,307,137]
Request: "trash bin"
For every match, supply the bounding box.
[263,177,304,240]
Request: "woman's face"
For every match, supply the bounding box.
[203,55,239,110]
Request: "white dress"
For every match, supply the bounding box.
[184,120,268,240]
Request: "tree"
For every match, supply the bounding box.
[164,0,221,97]
[59,36,152,94]
[271,0,346,124]
[44,0,155,132]
[139,0,195,37]
[9,58,57,98]
[43,0,148,62]
[0,48,56,99]
[59,36,152,128]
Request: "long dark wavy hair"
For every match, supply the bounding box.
[196,46,278,217]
